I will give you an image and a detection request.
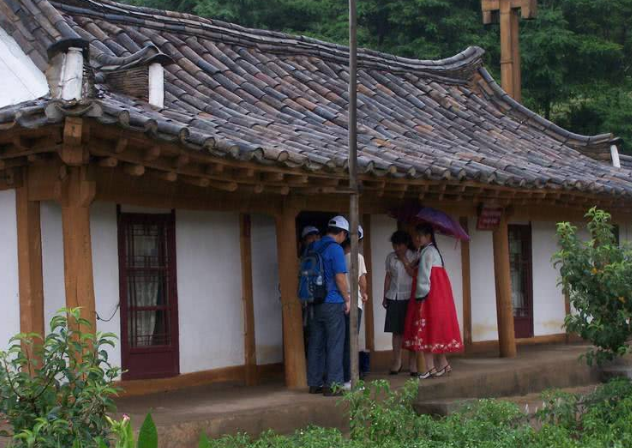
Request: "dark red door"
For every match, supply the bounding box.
[118,211,180,380]
[508,225,534,339]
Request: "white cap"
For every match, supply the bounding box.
[358,225,364,240]
[328,215,349,232]
[301,226,319,239]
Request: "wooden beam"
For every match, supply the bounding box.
[511,9,522,102]
[114,137,129,154]
[362,214,375,352]
[182,176,210,188]
[99,157,118,168]
[262,172,284,182]
[61,167,97,330]
[499,1,515,99]
[143,146,161,162]
[175,154,190,169]
[16,179,45,340]
[239,214,258,386]
[157,171,178,182]
[492,211,517,357]
[60,117,88,166]
[275,204,306,388]
[124,163,145,177]
[459,217,473,351]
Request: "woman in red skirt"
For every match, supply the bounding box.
[403,223,463,379]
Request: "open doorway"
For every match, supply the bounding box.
[295,211,338,256]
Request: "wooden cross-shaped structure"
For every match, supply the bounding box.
[482,0,537,102]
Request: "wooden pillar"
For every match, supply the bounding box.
[275,204,307,388]
[240,214,258,386]
[499,0,516,99]
[16,175,45,338]
[492,212,517,357]
[362,214,375,352]
[61,167,97,331]
[459,217,473,351]
[510,8,522,102]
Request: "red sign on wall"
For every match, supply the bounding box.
[477,206,503,231]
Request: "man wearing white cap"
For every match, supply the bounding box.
[306,215,350,397]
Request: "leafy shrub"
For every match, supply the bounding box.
[206,378,632,448]
[554,207,632,364]
[0,308,121,448]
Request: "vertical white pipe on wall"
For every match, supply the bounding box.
[148,62,165,108]
[60,47,83,101]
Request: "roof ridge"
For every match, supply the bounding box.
[477,67,617,152]
[51,0,484,81]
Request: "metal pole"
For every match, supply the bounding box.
[348,0,360,387]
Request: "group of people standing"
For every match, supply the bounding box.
[300,216,367,397]
[301,217,462,397]
[384,224,463,379]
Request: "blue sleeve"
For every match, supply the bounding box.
[330,245,348,274]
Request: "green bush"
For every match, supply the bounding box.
[554,207,632,364]
[204,378,632,448]
[0,308,121,448]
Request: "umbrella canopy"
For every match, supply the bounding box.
[389,204,470,242]
[416,207,470,242]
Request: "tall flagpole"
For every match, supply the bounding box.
[348,0,360,387]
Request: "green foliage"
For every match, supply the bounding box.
[203,378,632,448]
[108,413,158,448]
[0,308,121,448]
[554,208,632,365]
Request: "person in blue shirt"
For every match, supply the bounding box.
[307,215,350,397]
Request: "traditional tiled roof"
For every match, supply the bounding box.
[621,155,632,171]
[1,0,632,197]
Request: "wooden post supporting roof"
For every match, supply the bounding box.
[240,214,258,386]
[61,166,97,331]
[275,204,307,388]
[460,217,473,351]
[492,211,517,357]
[482,0,538,102]
[16,171,45,339]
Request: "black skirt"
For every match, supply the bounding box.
[384,299,409,334]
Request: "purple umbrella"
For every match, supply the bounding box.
[416,207,470,242]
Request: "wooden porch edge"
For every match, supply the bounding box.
[115,362,284,397]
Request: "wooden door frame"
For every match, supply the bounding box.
[118,207,180,380]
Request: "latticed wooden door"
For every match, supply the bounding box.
[118,211,180,380]
[508,224,534,339]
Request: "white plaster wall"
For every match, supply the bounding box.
[41,202,65,333]
[531,221,566,336]
[0,26,48,107]
[370,214,398,351]
[90,202,122,370]
[176,210,244,373]
[0,190,20,352]
[251,214,283,365]
[469,217,498,342]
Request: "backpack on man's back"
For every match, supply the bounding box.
[298,241,334,305]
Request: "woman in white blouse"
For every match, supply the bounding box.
[383,230,419,375]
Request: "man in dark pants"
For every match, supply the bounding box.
[307,216,350,397]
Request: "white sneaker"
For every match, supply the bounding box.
[343,381,352,391]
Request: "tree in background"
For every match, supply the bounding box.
[121,0,632,154]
